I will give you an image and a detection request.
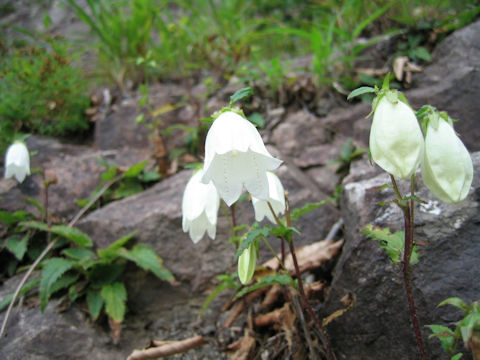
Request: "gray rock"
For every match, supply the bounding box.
[323,152,480,360]
[408,19,480,152]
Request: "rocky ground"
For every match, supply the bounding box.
[0,5,479,359]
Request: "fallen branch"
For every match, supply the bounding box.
[127,335,208,360]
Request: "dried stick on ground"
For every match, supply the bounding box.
[127,335,208,360]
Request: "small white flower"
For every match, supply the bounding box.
[238,242,257,285]
[370,95,424,179]
[4,141,30,183]
[422,117,473,203]
[182,169,220,243]
[252,172,285,224]
[202,111,282,206]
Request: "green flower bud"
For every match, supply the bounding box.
[238,242,257,285]
[370,95,424,179]
[421,116,473,203]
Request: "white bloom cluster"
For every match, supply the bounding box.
[370,94,473,203]
[182,111,285,248]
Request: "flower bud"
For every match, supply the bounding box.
[238,242,257,285]
[421,116,473,203]
[4,141,31,183]
[370,95,424,179]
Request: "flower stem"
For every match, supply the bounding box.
[391,175,426,359]
[284,197,336,360]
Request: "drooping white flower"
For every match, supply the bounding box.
[238,242,257,285]
[252,171,285,224]
[370,95,424,179]
[182,169,220,243]
[421,117,473,203]
[202,111,282,206]
[4,141,30,183]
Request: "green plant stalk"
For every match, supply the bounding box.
[0,175,121,338]
[391,175,426,360]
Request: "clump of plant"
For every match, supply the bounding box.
[428,298,480,360]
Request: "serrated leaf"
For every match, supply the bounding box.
[117,245,174,281]
[101,165,118,181]
[234,224,271,261]
[6,236,28,260]
[427,324,455,352]
[112,180,143,199]
[0,278,40,312]
[229,87,253,105]
[271,225,301,238]
[40,258,76,311]
[413,47,431,62]
[291,201,328,221]
[62,248,96,261]
[451,354,463,360]
[0,210,31,226]
[347,86,376,100]
[50,225,93,247]
[101,231,137,253]
[438,297,468,311]
[234,274,294,300]
[101,282,127,322]
[123,161,148,178]
[87,288,104,320]
[48,274,79,299]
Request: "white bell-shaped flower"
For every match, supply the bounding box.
[4,141,30,183]
[238,242,257,285]
[370,95,424,179]
[182,169,220,243]
[421,117,473,203]
[202,111,282,206]
[252,171,285,224]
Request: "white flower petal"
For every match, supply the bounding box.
[370,97,424,179]
[202,111,282,205]
[182,170,220,243]
[252,172,285,223]
[4,142,30,183]
[422,119,473,203]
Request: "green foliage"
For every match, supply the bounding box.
[39,257,76,310]
[234,223,271,261]
[429,298,480,359]
[290,200,329,221]
[328,138,367,174]
[234,274,295,300]
[0,35,89,153]
[362,224,419,265]
[200,273,240,316]
[101,282,127,322]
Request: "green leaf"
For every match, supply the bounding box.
[39,257,76,311]
[101,165,118,181]
[99,231,137,255]
[0,278,40,312]
[6,236,28,260]
[427,324,456,352]
[234,274,294,300]
[0,210,31,226]
[234,224,271,261]
[50,225,93,247]
[123,161,148,178]
[412,47,431,62]
[101,282,127,322]
[88,263,125,288]
[62,248,96,261]
[48,274,80,299]
[25,197,46,217]
[347,86,376,100]
[271,225,301,238]
[291,201,329,221]
[87,288,104,320]
[112,180,143,199]
[229,87,253,105]
[248,112,265,128]
[363,224,419,265]
[200,273,239,316]
[118,245,174,281]
[19,220,49,232]
[451,354,463,360]
[459,313,480,346]
[141,171,161,182]
[438,297,468,311]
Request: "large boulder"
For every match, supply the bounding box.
[323,152,480,360]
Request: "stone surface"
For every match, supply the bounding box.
[323,152,480,360]
[407,19,480,152]
[0,136,152,221]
